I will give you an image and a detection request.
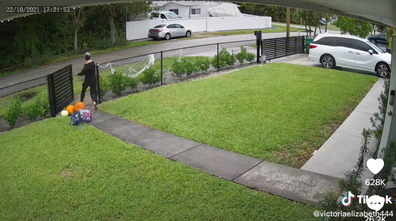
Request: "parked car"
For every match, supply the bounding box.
[367,32,388,45]
[309,33,391,77]
[148,24,192,40]
[319,18,326,25]
[150,11,181,20]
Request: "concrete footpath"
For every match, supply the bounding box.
[302,78,384,178]
[90,111,340,205]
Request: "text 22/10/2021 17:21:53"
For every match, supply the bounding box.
[6,6,71,13]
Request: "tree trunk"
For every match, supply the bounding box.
[73,8,82,52]
[110,7,116,45]
[286,7,290,37]
[314,23,318,37]
[74,29,78,51]
[325,22,328,33]
[372,24,376,35]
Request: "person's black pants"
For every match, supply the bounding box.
[80,80,97,103]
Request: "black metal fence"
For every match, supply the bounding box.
[47,65,74,117]
[0,76,49,133]
[261,36,305,61]
[97,39,258,103]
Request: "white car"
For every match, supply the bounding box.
[309,33,391,77]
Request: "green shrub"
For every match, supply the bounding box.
[108,71,129,96]
[127,77,140,91]
[99,75,110,98]
[171,59,186,78]
[4,96,22,127]
[227,54,236,67]
[37,96,50,117]
[235,46,248,65]
[246,53,256,63]
[139,68,161,88]
[195,57,211,73]
[170,58,198,78]
[23,100,42,122]
[211,48,235,69]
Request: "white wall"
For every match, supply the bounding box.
[206,16,272,32]
[161,3,189,18]
[126,16,272,41]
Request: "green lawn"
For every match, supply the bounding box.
[99,63,378,168]
[0,117,318,220]
[198,25,299,37]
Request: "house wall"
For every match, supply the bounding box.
[126,16,272,41]
[161,3,190,18]
[190,5,217,18]
[160,2,222,18]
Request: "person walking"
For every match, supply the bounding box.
[76,52,97,110]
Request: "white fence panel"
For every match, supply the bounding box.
[126,16,272,41]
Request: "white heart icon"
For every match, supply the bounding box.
[367,158,384,175]
[366,195,385,211]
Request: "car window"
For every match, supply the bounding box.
[366,40,386,53]
[165,13,179,19]
[154,24,166,28]
[161,14,167,19]
[353,40,372,52]
[334,38,353,48]
[314,37,335,46]
[167,24,175,28]
[151,13,159,19]
[175,24,184,28]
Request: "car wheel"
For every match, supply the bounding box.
[370,39,377,44]
[376,62,390,78]
[320,54,335,69]
[165,33,171,40]
[186,31,191,37]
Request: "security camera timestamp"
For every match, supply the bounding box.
[6,6,71,13]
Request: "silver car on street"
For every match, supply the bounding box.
[148,24,192,40]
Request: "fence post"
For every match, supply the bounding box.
[96,64,101,104]
[217,43,219,72]
[295,36,297,54]
[275,38,277,58]
[286,37,289,56]
[255,31,262,64]
[161,51,163,85]
[47,74,56,117]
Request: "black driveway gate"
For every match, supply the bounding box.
[260,36,305,62]
[47,65,74,117]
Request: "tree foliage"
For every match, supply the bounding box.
[334,16,372,38]
[0,2,152,71]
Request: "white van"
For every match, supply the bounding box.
[150,11,181,20]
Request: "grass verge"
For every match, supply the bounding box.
[0,117,318,220]
[99,63,378,168]
[197,25,299,37]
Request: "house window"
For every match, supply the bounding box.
[191,8,201,15]
[169,9,179,15]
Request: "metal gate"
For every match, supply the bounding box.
[260,36,305,62]
[47,65,74,117]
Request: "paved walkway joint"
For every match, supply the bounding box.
[90,111,340,205]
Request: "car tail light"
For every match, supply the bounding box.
[310,45,317,49]
[156,29,163,32]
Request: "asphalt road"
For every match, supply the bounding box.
[0,30,341,88]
